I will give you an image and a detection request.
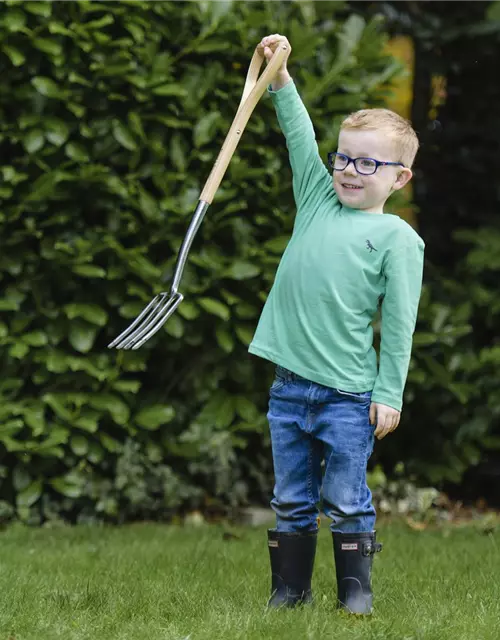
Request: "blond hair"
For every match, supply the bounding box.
[340,108,419,168]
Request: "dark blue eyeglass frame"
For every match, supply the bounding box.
[327,152,405,175]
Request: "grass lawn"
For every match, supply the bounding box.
[0,519,499,640]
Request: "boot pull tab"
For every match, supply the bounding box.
[362,541,383,557]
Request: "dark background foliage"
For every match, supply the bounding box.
[364,0,500,506]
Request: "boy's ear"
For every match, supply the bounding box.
[392,167,413,191]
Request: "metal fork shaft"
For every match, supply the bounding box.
[171,200,209,295]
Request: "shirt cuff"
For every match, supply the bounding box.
[370,393,402,412]
[267,78,296,97]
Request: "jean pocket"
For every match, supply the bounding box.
[336,388,372,402]
[270,366,289,393]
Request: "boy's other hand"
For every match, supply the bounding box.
[370,402,401,440]
[257,34,291,73]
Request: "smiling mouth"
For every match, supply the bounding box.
[342,183,363,190]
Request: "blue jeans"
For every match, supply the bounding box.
[267,365,376,534]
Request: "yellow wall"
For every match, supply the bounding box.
[384,36,417,227]
[384,36,414,120]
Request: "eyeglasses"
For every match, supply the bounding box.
[327,152,405,176]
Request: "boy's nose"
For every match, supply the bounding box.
[343,163,357,177]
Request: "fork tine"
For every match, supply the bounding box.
[116,294,178,349]
[107,293,166,349]
[115,292,183,350]
[115,296,174,350]
[129,292,184,350]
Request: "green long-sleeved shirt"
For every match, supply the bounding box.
[248,80,424,411]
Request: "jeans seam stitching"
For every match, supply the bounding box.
[307,438,314,508]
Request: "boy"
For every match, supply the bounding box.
[248,35,425,615]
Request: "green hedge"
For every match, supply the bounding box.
[3,0,494,524]
[0,0,409,523]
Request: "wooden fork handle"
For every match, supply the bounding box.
[199,41,289,204]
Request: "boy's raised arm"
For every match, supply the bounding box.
[260,35,333,212]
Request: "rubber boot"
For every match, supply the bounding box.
[267,529,318,608]
[332,531,382,615]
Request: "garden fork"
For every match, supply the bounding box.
[108,40,288,350]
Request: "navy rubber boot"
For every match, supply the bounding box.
[267,529,317,608]
[332,531,382,615]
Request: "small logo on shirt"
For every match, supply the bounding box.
[366,240,378,253]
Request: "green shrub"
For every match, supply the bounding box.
[2,0,449,523]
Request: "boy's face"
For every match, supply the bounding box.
[333,129,412,214]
